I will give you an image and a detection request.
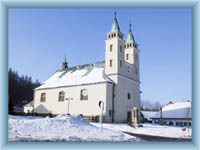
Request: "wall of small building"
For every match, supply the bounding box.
[152,118,192,127]
[24,106,34,113]
[33,83,113,122]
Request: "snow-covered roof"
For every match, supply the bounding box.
[36,61,113,90]
[152,101,192,119]
[141,111,158,119]
[24,101,33,107]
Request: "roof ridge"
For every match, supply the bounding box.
[59,61,105,72]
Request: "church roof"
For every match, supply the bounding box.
[126,24,136,43]
[35,61,113,90]
[111,13,120,32]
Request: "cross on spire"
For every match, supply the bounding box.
[114,11,117,18]
[129,23,132,31]
[61,55,68,70]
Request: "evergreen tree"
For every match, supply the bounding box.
[8,68,41,112]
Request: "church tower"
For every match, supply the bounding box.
[104,14,140,123]
[124,24,140,80]
[105,12,125,81]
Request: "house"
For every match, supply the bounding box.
[28,13,141,123]
[23,101,34,113]
[151,101,192,127]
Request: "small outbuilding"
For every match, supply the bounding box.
[23,101,34,114]
[151,101,192,127]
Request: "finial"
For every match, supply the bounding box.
[61,55,68,70]
[129,21,132,31]
[114,11,117,18]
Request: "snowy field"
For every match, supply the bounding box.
[92,123,192,139]
[8,115,140,142]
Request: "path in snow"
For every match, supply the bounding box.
[91,123,192,139]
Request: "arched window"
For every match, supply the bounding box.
[58,91,65,102]
[127,93,131,100]
[126,54,129,60]
[80,89,88,100]
[40,93,46,102]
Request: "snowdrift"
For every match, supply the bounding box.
[9,115,138,141]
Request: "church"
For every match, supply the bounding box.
[27,13,141,123]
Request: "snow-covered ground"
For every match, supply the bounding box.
[8,115,140,142]
[92,123,192,139]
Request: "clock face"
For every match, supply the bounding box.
[82,90,87,96]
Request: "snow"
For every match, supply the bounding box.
[8,115,139,142]
[92,123,192,139]
[152,101,192,119]
[36,62,113,90]
[163,101,191,111]
[141,111,158,119]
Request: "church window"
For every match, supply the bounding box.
[110,59,113,67]
[114,33,116,37]
[109,110,112,117]
[135,67,138,74]
[126,54,129,60]
[58,91,65,102]
[40,93,46,102]
[120,46,122,52]
[110,44,113,52]
[127,93,131,100]
[120,60,122,68]
[80,89,88,100]
[108,35,110,39]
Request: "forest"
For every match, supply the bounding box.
[9,68,40,114]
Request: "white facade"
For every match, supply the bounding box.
[31,14,141,123]
[23,101,34,113]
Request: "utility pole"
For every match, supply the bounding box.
[160,107,163,125]
[99,101,104,132]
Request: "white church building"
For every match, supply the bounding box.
[27,13,141,123]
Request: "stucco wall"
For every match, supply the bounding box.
[108,75,140,123]
[33,83,113,119]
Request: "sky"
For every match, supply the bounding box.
[9,8,192,104]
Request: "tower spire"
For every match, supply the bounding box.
[126,23,135,44]
[111,11,120,32]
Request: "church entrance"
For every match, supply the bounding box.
[127,111,132,125]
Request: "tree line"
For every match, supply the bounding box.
[141,100,162,111]
[9,68,40,114]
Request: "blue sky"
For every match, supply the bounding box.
[9,8,192,104]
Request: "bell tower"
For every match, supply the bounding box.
[124,24,140,79]
[105,12,125,80]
